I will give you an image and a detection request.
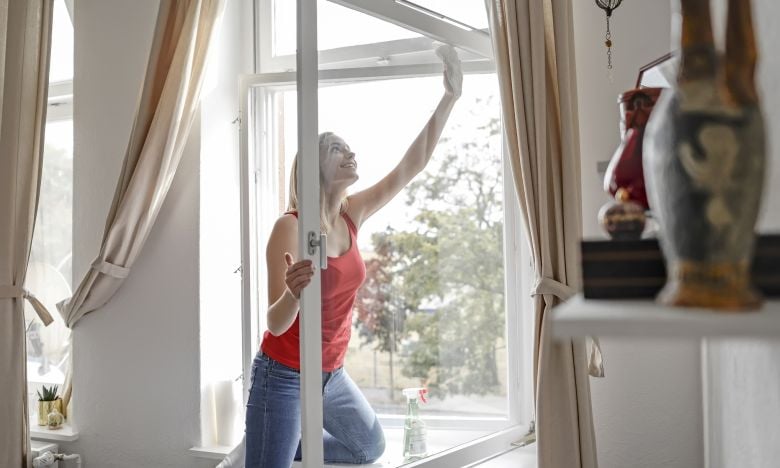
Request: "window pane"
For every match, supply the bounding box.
[400,0,489,30]
[269,74,510,464]
[26,119,73,419]
[272,0,421,56]
[50,0,73,83]
[27,1,73,421]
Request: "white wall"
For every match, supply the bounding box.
[572,2,703,467]
[62,0,224,466]
[707,1,780,467]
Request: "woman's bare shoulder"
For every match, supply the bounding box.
[267,214,298,251]
[277,212,298,224]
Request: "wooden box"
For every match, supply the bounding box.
[581,235,780,299]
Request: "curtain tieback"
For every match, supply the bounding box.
[530,276,576,300]
[530,277,605,377]
[91,259,130,279]
[0,285,54,326]
[588,336,605,378]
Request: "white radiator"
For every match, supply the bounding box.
[31,441,59,468]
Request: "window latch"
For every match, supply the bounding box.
[308,231,328,270]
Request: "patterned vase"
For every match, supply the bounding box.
[644,0,765,310]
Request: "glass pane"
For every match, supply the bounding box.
[401,0,489,30]
[26,119,73,420]
[27,2,73,422]
[273,0,421,56]
[269,73,509,465]
[49,0,73,83]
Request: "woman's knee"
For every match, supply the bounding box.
[364,422,386,463]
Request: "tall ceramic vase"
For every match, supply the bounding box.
[644,0,766,310]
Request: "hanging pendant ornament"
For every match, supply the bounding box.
[595,0,623,73]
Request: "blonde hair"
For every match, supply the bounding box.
[287,132,348,233]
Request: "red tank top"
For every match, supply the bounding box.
[261,211,366,371]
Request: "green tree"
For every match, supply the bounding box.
[31,138,73,284]
[354,231,407,398]
[356,96,506,398]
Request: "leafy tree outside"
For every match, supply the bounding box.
[354,95,506,400]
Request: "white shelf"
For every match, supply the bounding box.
[552,295,780,339]
[30,423,79,442]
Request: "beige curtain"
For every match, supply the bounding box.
[0,0,55,466]
[57,0,225,328]
[487,0,600,467]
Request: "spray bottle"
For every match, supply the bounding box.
[402,387,428,461]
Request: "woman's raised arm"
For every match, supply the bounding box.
[347,45,463,228]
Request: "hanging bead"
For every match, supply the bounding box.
[595,0,623,71]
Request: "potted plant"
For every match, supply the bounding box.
[37,385,64,427]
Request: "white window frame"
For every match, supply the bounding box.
[29,0,75,440]
[255,0,491,74]
[329,0,491,56]
[238,1,531,465]
[294,1,325,463]
[28,88,75,443]
[240,64,529,467]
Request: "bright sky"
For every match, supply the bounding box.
[273,0,489,56]
[45,0,74,160]
[272,0,498,252]
[279,73,500,251]
[43,121,73,156]
[49,0,73,83]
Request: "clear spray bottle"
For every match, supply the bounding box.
[402,387,428,461]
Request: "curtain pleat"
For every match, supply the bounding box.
[57,0,225,328]
[0,1,54,466]
[487,1,600,466]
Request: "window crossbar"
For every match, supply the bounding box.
[328,0,493,59]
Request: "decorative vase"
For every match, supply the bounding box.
[38,398,63,426]
[604,87,663,210]
[644,0,765,310]
[47,406,64,430]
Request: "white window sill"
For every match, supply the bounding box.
[190,445,234,460]
[31,423,79,442]
[191,426,521,467]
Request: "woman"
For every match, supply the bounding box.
[245,44,463,467]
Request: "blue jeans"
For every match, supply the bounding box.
[245,352,386,467]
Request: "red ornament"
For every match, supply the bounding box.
[604,87,662,210]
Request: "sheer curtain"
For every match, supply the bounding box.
[0,0,55,466]
[487,0,600,467]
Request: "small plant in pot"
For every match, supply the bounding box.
[37,385,64,428]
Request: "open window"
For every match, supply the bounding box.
[231,1,534,465]
[26,0,76,440]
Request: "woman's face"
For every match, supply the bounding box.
[320,134,359,190]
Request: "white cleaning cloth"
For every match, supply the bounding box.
[434,43,462,98]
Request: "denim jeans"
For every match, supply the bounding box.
[245,352,386,467]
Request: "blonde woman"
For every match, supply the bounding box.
[245,45,463,467]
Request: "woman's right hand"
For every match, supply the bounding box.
[284,252,315,299]
[435,43,462,99]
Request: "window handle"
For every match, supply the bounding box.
[308,231,328,270]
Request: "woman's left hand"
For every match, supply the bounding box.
[435,43,462,99]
